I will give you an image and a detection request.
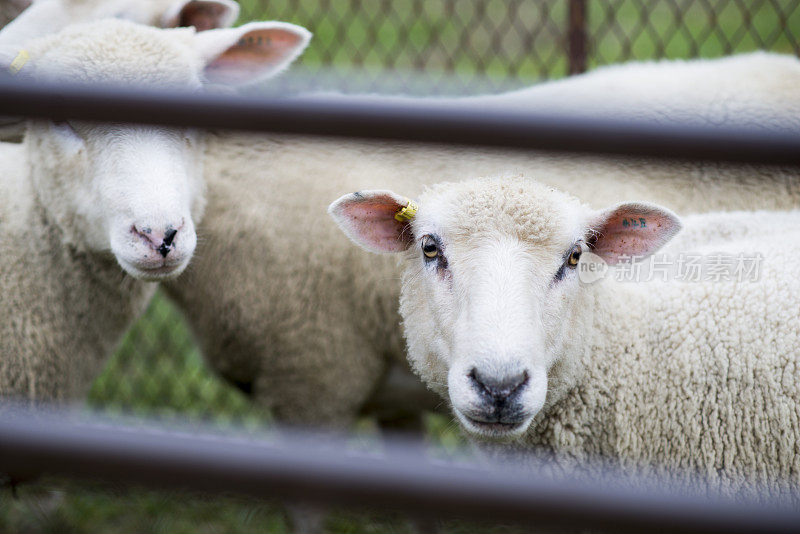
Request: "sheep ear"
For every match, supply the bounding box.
[588,202,681,265]
[329,190,416,254]
[195,21,310,86]
[162,0,239,31]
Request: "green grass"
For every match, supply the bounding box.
[0,482,291,534]
[0,479,430,534]
[87,292,267,426]
[2,1,800,532]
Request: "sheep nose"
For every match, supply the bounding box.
[469,368,529,405]
[157,228,178,257]
[133,223,182,257]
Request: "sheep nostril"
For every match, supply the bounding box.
[157,228,178,257]
[163,228,178,247]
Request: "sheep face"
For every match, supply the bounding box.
[330,177,681,441]
[16,19,310,280]
[400,179,594,440]
[28,120,205,280]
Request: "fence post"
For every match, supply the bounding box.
[568,0,588,75]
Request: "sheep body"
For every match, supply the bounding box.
[0,18,310,401]
[522,211,800,496]
[167,111,800,427]
[165,53,800,426]
[0,21,201,401]
[0,140,157,399]
[476,51,800,129]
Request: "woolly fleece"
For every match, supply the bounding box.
[0,21,206,400]
[397,177,800,498]
[166,96,800,427]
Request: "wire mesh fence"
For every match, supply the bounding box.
[233,0,800,93]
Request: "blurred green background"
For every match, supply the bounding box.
[3,0,800,532]
[239,0,800,93]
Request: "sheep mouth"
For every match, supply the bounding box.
[116,256,188,281]
[470,418,524,431]
[466,416,524,431]
[138,264,182,275]
[455,410,531,439]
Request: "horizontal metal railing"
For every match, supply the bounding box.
[0,408,798,533]
[0,76,799,166]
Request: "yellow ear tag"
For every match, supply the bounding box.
[8,49,29,75]
[394,199,418,222]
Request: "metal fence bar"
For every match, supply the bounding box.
[568,0,588,74]
[0,409,798,533]
[0,78,799,166]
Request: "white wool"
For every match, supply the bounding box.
[164,52,800,428]
[0,18,311,401]
[386,177,800,497]
[295,51,800,130]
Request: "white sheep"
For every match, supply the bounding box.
[0,18,311,402]
[160,51,800,429]
[0,0,241,140]
[329,176,800,496]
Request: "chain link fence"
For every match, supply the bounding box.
[234,0,800,94]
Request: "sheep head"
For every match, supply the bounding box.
[330,177,680,440]
[13,19,310,281]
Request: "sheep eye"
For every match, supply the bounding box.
[567,244,582,268]
[421,235,439,259]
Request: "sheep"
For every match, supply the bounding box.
[157,52,800,429]
[4,1,796,433]
[0,0,241,141]
[164,116,800,432]
[0,18,311,402]
[162,52,800,430]
[329,176,800,497]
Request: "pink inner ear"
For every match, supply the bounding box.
[339,195,413,253]
[205,28,304,84]
[591,205,679,265]
[178,1,231,31]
